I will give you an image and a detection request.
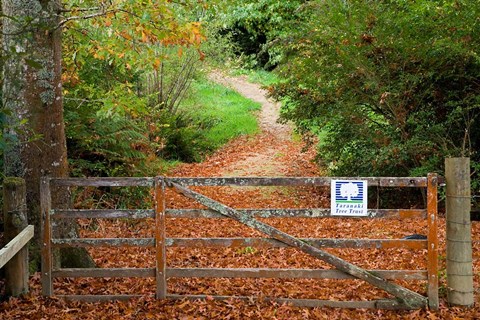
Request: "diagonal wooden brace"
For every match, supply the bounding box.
[170,182,427,309]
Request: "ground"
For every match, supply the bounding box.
[0,73,479,319]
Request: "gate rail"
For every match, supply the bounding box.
[41,175,439,309]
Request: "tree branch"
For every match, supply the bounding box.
[58,7,101,13]
[57,10,117,29]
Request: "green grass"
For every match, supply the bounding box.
[230,68,280,86]
[179,77,261,151]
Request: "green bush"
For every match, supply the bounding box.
[270,0,480,184]
[66,115,148,177]
[64,56,149,177]
[154,112,213,163]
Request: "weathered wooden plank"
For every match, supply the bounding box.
[52,209,155,219]
[53,268,155,278]
[166,294,413,310]
[166,237,427,250]
[396,210,428,219]
[0,225,34,269]
[40,177,53,296]
[155,177,167,299]
[168,177,427,187]
[51,177,154,187]
[50,237,427,250]
[166,268,427,280]
[50,267,426,280]
[2,177,30,297]
[57,293,411,309]
[49,176,428,188]
[171,182,427,308]
[427,173,439,310]
[166,208,426,219]
[51,238,155,248]
[51,208,426,220]
[58,294,151,302]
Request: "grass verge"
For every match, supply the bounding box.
[230,68,280,86]
[178,76,261,154]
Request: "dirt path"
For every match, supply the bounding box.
[171,72,321,178]
[208,72,292,138]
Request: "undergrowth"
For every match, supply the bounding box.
[66,74,260,207]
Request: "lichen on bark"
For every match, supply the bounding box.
[2,0,95,270]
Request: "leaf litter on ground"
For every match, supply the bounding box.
[1,76,479,319]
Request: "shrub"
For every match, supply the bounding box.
[270,0,480,185]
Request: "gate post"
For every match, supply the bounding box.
[40,177,53,296]
[3,177,29,296]
[445,157,474,307]
[427,173,439,309]
[155,177,167,299]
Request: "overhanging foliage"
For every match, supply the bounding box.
[269,0,480,181]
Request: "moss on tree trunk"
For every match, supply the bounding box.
[2,0,95,269]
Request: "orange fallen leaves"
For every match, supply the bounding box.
[1,132,479,319]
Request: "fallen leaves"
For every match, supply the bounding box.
[2,120,480,319]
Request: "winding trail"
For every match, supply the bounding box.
[171,72,321,179]
[208,72,291,139]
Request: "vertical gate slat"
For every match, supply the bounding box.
[155,177,167,298]
[427,173,439,309]
[40,177,53,296]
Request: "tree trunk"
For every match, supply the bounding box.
[2,0,94,269]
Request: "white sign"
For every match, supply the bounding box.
[331,180,368,216]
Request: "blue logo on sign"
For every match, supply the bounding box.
[335,181,364,202]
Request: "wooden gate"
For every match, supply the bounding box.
[41,174,439,309]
